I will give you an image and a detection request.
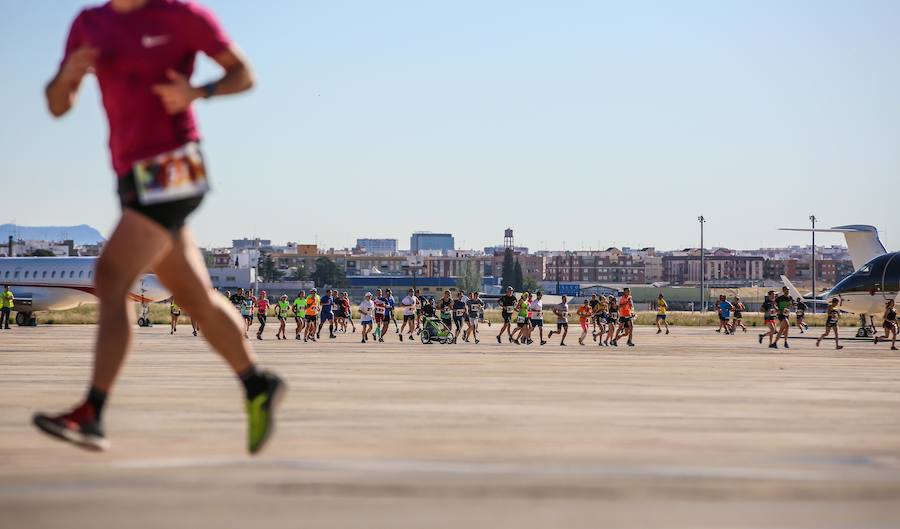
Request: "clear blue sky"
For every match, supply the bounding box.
[1,0,898,251]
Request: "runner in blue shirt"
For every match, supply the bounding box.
[317,289,336,339]
[716,295,733,334]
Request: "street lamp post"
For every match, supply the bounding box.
[698,215,705,312]
[810,214,816,314]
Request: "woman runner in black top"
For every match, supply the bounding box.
[816,298,844,350]
[876,299,898,350]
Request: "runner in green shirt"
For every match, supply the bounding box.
[292,290,307,340]
[275,295,291,340]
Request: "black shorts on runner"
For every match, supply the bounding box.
[777,314,788,321]
[305,315,317,323]
[531,319,543,328]
[620,317,632,328]
[404,314,415,322]
[556,321,568,331]
[502,311,512,323]
[656,314,666,320]
[117,169,204,233]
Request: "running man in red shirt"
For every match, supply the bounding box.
[33,0,284,454]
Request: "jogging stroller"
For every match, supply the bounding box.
[419,316,455,344]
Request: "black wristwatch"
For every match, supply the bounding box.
[201,81,219,99]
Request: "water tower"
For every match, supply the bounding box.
[504,228,514,249]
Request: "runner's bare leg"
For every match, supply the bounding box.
[153,228,254,374]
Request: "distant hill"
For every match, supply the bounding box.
[0,224,105,245]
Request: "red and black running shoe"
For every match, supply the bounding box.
[33,402,109,451]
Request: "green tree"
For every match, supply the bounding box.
[311,256,347,287]
[500,248,515,290]
[456,260,483,294]
[513,260,524,291]
[257,251,284,282]
[286,266,309,281]
[522,276,540,293]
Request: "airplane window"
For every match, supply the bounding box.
[14,271,19,278]
[79,271,84,278]
[34,270,39,278]
[69,270,75,278]
[859,264,871,275]
[24,271,29,278]
[3,271,8,278]
[88,271,93,279]
[42,271,48,278]
[51,271,56,278]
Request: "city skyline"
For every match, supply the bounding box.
[0,222,855,256]
[2,1,897,251]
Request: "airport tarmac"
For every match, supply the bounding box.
[1,324,899,529]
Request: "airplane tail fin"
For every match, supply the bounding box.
[780,275,806,302]
[779,224,886,270]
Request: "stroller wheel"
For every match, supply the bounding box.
[420,331,431,344]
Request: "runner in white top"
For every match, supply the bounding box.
[529,292,546,345]
[399,288,417,342]
[358,293,375,344]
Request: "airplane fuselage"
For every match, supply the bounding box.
[0,257,169,313]
[825,252,900,316]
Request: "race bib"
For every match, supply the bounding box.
[133,143,209,205]
[455,309,465,317]
[375,307,385,315]
[504,306,514,313]
[516,316,525,323]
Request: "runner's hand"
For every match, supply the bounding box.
[59,47,98,86]
[152,69,201,114]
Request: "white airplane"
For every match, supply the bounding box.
[0,257,169,326]
[779,225,895,337]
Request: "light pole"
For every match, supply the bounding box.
[810,214,816,313]
[698,216,706,311]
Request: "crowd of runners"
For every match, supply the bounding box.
[174,286,653,348]
[161,284,900,353]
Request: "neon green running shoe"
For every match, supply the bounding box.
[245,372,286,454]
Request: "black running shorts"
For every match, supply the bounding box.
[118,170,204,233]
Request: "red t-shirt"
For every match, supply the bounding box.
[62,0,231,176]
[619,295,633,317]
[256,298,269,313]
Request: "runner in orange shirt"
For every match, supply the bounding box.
[303,289,319,342]
[612,287,635,347]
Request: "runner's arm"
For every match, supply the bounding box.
[45,47,99,117]
[152,46,254,115]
